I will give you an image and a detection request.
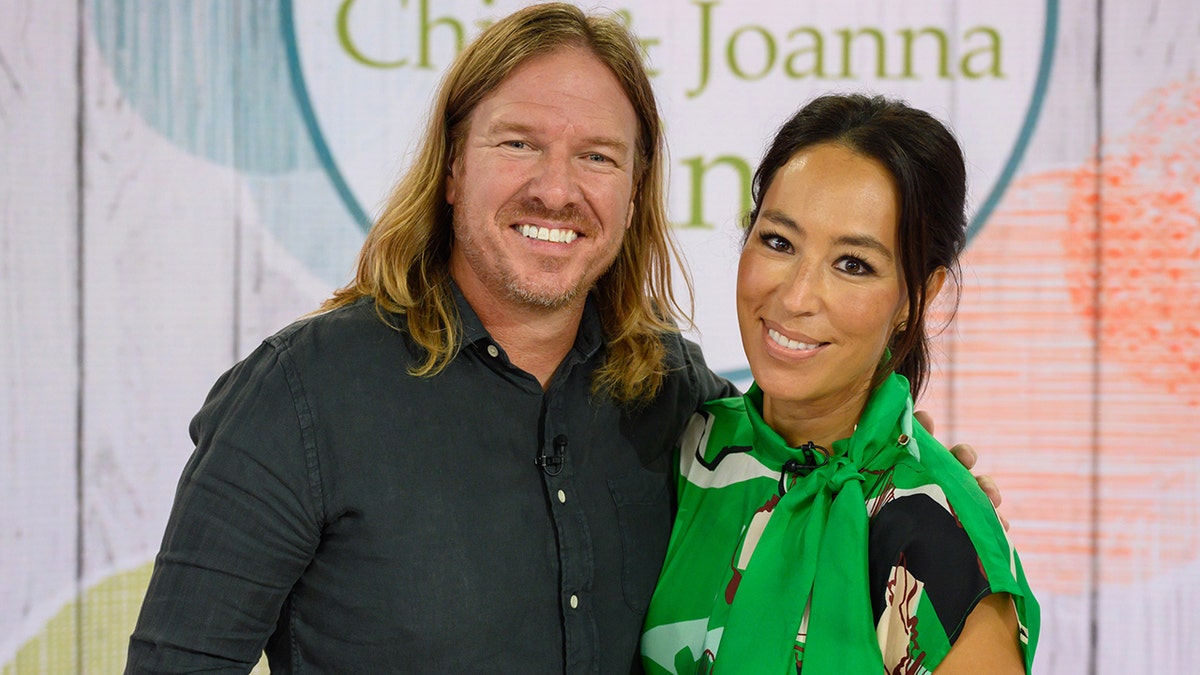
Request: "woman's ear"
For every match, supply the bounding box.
[924,267,948,308]
[894,267,948,332]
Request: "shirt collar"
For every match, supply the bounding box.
[449,280,491,347]
[449,280,605,361]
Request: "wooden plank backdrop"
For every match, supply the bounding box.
[2,0,1198,672]
[2,1,83,672]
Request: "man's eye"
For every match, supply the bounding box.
[504,140,529,150]
[586,152,610,163]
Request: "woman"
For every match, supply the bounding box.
[641,94,1039,674]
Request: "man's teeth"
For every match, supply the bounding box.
[768,328,820,351]
[519,224,578,244]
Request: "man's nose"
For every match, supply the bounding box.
[527,151,581,211]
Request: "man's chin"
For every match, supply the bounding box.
[506,282,585,311]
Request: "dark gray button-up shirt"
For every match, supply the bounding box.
[127,290,733,674]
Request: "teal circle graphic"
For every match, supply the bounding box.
[281,1,371,228]
[92,0,316,175]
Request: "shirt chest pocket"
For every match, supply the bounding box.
[608,471,673,614]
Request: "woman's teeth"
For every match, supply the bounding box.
[768,328,820,351]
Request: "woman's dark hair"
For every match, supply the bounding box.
[745,93,967,398]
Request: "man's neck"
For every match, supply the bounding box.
[457,282,586,390]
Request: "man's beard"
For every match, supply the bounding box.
[451,226,593,312]
[452,200,611,311]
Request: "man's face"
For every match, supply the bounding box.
[446,46,639,314]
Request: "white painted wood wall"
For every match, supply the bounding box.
[2,1,1198,672]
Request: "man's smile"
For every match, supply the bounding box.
[517,223,580,244]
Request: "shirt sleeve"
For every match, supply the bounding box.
[125,339,324,674]
[678,335,740,405]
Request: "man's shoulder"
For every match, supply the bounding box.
[245,297,420,378]
[657,331,739,402]
[269,297,404,349]
[657,330,699,363]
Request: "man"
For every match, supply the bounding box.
[126,4,986,673]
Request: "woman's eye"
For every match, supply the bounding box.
[835,256,874,276]
[586,152,610,164]
[758,232,793,253]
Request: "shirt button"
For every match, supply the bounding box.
[486,344,499,357]
[557,489,566,503]
[569,594,579,609]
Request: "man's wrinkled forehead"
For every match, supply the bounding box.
[464,48,642,144]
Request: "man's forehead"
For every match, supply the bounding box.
[466,50,639,138]
[485,48,635,113]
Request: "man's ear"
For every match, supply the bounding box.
[624,185,637,231]
[446,156,460,205]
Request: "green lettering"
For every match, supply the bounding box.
[961,26,1004,78]
[784,27,825,79]
[678,155,753,229]
[687,0,719,98]
[337,0,408,69]
[417,0,464,69]
[726,26,776,80]
[899,27,949,79]
[837,27,886,79]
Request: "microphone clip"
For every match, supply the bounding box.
[537,434,567,476]
[778,441,829,495]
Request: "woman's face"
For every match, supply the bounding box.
[737,143,907,417]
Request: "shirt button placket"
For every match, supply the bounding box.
[544,399,595,667]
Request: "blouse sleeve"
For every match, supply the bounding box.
[867,489,994,672]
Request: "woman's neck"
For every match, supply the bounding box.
[762,385,872,451]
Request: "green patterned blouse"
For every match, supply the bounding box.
[641,373,1039,674]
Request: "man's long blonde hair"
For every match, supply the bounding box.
[321,3,690,405]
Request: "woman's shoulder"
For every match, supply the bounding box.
[867,433,1014,586]
[864,429,1038,671]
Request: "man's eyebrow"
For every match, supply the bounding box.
[583,137,633,158]
[760,209,894,261]
[580,134,631,156]
[487,120,536,136]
